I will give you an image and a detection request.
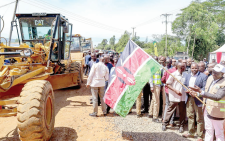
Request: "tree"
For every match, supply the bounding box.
[114,31,131,52]
[101,39,108,50]
[202,0,225,46]
[172,2,219,60]
[109,35,116,50]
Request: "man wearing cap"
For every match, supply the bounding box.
[98,50,104,59]
[203,58,208,68]
[189,64,225,141]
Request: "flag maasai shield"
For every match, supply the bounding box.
[104,40,162,117]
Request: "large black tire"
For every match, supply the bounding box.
[70,62,81,87]
[17,80,55,141]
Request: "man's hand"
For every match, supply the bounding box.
[151,88,154,93]
[86,85,90,88]
[189,90,197,97]
[175,90,182,96]
[189,85,202,93]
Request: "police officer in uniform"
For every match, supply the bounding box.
[189,64,225,141]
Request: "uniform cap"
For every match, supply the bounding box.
[213,64,225,73]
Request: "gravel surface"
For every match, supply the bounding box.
[106,104,198,141]
[0,76,199,141]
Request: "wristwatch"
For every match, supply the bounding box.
[197,90,204,97]
[197,92,200,97]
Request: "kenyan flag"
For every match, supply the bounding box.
[104,40,162,117]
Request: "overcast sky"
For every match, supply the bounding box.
[0,0,194,46]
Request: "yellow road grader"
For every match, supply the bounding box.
[0,13,83,140]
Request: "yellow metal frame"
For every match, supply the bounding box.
[0,38,81,117]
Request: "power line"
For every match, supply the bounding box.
[0,1,17,8]
[3,2,12,17]
[21,0,125,33]
[134,5,188,28]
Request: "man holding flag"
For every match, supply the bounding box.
[189,64,225,141]
[162,63,186,133]
[104,40,162,117]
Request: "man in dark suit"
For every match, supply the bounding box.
[182,63,208,141]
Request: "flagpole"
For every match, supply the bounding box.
[162,67,206,106]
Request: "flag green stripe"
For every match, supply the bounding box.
[115,59,161,117]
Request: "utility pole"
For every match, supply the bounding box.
[9,0,19,46]
[131,27,136,39]
[161,13,172,56]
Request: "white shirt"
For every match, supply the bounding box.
[189,72,198,87]
[87,62,109,87]
[166,70,186,102]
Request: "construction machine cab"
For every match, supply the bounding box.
[71,34,82,52]
[16,13,73,62]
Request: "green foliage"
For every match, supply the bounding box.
[151,35,186,57]
[114,31,131,52]
[96,0,224,60]
[172,1,220,61]
[96,32,185,57]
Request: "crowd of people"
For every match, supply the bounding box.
[85,52,225,141]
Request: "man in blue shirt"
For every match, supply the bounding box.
[85,52,91,76]
[104,55,113,113]
[88,53,99,75]
[104,55,113,74]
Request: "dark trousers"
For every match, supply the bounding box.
[85,64,90,75]
[163,93,175,124]
[142,83,152,112]
[104,81,110,113]
[163,101,186,127]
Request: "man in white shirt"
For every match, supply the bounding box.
[87,57,109,117]
[162,63,186,133]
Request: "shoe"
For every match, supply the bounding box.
[103,114,107,116]
[89,113,97,117]
[152,118,160,123]
[179,127,184,133]
[141,110,148,113]
[162,124,166,131]
[137,114,143,118]
[170,123,176,127]
[182,133,194,138]
[148,115,153,118]
[197,138,203,141]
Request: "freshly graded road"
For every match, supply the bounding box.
[0,76,123,141]
[0,76,194,141]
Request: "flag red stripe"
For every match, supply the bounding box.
[104,48,149,108]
